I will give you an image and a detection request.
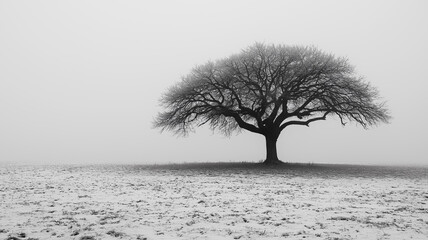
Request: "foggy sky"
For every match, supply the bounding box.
[1,0,427,166]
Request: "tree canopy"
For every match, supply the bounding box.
[154,43,390,164]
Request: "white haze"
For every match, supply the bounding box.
[0,0,427,166]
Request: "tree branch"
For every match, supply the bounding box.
[223,110,263,134]
[279,111,330,131]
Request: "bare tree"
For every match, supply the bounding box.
[154,43,390,164]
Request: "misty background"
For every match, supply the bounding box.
[1,0,427,166]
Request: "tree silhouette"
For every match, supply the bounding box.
[154,43,390,164]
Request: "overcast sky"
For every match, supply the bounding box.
[1,0,427,166]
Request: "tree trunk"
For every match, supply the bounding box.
[263,135,283,164]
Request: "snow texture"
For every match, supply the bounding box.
[0,164,427,240]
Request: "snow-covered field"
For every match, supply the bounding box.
[1,163,427,240]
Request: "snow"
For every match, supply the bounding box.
[0,164,427,240]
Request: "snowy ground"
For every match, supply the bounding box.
[0,163,427,240]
